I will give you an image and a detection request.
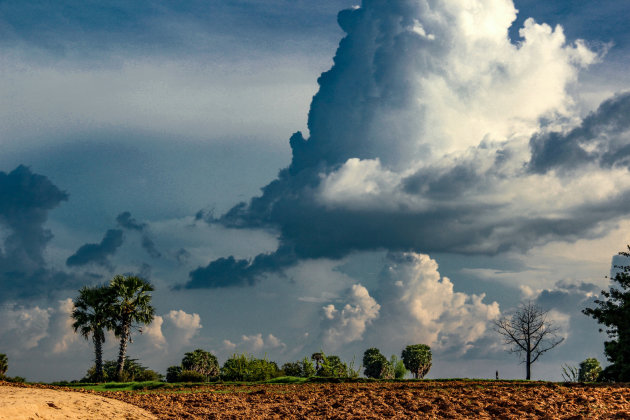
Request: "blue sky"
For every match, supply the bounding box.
[1,0,629,382]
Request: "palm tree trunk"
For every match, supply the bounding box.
[116,321,130,381]
[93,331,104,382]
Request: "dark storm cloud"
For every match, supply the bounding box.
[116,211,161,259]
[116,211,146,231]
[529,91,630,173]
[66,229,124,269]
[182,246,296,289]
[402,163,482,199]
[0,165,76,300]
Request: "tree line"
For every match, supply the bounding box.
[57,244,630,383]
[163,345,431,383]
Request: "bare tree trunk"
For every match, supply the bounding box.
[116,321,130,381]
[93,332,104,382]
[526,350,531,380]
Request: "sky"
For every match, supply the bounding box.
[1,0,630,382]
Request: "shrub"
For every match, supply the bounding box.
[83,358,162,382]
[178,370,206,383]
[578,358,602,382]
[166,366,182,383]
[181,349,219,381]
[317,354,350,378]
[281,362,302,377]
[221,353,281,382]
[300,357,316,377]
[401,344,432,379]
[281,357,316,378]
[3,376,25,383]
[390,355,407,379]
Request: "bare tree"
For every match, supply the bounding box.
[494,301,564,380]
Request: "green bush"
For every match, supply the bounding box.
[181,349,219,381]
[316,354,350,378]
[281,357,316,378]
[390,355,407,379]
[221,353,281,382]
[3,376,25,383]
[166,365,182,383]
[281,362,302,377]
[300,357,317,377]
[178,370,206,383]
[578,358,602,382]
[83,358,162,382]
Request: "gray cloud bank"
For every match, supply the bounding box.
[529,91,630,173]
[185,0,630,289]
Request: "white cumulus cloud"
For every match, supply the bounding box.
[321,284,380,350]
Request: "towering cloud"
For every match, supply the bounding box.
[186,0,627,289]
[372,253,500,354]
[321,284,380,350]
[0,165,73,300]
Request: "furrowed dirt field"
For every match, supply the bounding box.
[3,380,630,419]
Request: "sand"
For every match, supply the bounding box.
[0,385,156,420]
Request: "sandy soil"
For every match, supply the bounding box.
[0,384,156,420]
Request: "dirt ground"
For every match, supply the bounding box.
[105,381,630,419]
[0,384,156,420]
[3,380,630,419]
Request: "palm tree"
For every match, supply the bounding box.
[109,275,155,381]
[71,285,115,382]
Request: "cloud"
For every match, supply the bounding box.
[141,315,166,349]
[116,211,146,231]
[52,298,80,354]
[0,303,51,350]
[320,284,380,350]
[0,165,75,300]
[529,91,630,173]
[184,0,625,288]
[162,309,202,347]
[372,253,500,355]
[183,246,296,289]
[66,229,124,268]
[222,333,287,354]
[117,211,162,259]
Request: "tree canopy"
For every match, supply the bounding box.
[401,344,432,379]
[583,246,630,381]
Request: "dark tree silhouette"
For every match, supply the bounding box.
[109,275,155,381]
[583,245,630,381]
[495,301,564,380]
[71,285,115,382]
